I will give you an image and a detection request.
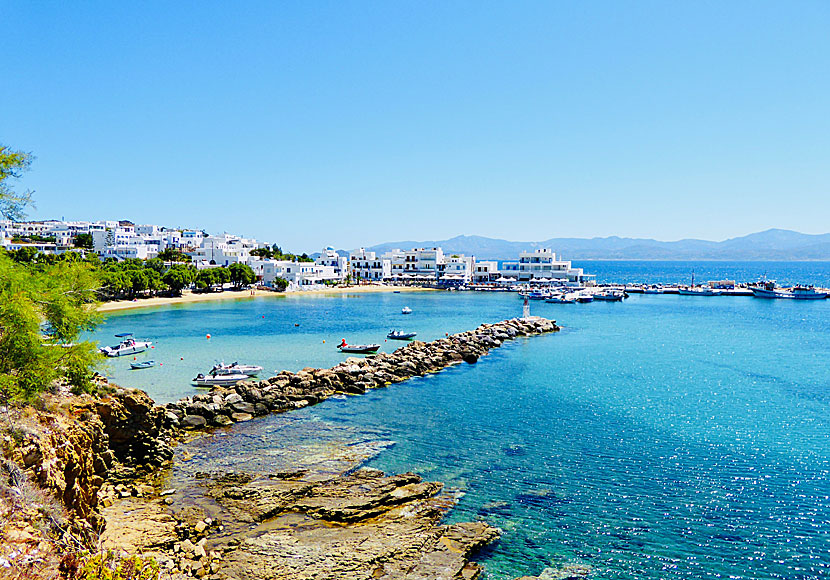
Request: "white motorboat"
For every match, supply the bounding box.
[545,294,575,304]
[192,373,249,387]
[100,333,152,357]
[401,306,413,314]
[593,290,625,301]
[387,330,417,340]
[678,286,719,296]
[211,362,264,377]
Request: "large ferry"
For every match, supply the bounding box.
[750,281,828,300]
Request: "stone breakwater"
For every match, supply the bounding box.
[164,316,558,430]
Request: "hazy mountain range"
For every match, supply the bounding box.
[320,230,830,261]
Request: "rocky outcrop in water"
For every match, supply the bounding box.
[201,467,499,580]
[166,317,558,431]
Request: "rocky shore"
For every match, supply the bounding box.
[1,316,560,579]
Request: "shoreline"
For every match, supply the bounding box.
[96,284,435,313]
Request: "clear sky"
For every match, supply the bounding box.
[2,1,829,251]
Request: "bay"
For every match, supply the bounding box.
[88,261,830,579]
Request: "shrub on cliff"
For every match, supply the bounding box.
[60,551,159,580]
[0,252,103,399]
[0,146,103,400]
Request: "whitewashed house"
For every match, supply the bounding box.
[349,248,390,282]
[315,247,348,282]
[438,254,475,286]
[472,260,500,283]
[500,249,593,284]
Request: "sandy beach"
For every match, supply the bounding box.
[96,285,435,313]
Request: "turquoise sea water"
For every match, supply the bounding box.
[89,263,830,579]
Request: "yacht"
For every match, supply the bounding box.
[100,333,152,357]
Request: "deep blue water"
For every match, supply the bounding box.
[573,260,830,287]
[90,263,830,579]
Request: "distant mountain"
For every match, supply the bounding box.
[358,230,830,261]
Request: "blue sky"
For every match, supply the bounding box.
[2,1,828,251]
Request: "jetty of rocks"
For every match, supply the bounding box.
[164,316,558,431]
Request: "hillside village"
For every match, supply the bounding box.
[0,218,593,289]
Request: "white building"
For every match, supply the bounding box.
[315,247,348,281]
[472,260,500,283]
[500,249,593,284]
[438,254,475,286]
[190,234,261,266]
[251,259,339,288]
[349,248,390,282]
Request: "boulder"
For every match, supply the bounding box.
[181,415,207,429]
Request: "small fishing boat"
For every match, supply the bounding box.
[337,339,381,354]
[751,282,828,300]
[593,290,625,301]
[643,286,664,294]
[192,373,249,387]
[678,286,719,296]
[575,293,594,303]
[387,330,417,340]
[211,362,264,377]
[100,333,152,357]
[545,294,575,304]
[130,360,156,370]
[401,306,413,314]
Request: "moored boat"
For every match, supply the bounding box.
[401,306,412,314]
[100,333,152,357]
[211,362,264,376]
[678,286,719,296]
[751,283,828,300]
[545,294,575,304]
[337,339,381,354]
[593,290,625,301]
[130,360,155,370]
[387,330,417,340]
[192,373,249,387]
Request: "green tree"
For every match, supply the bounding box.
[194,268,217,291]
[0,145,34,221]
[144,258,165,273]
[214,267,230,286]
[162,265,193,295]
[250,247,273,259]
[157,248,190,262]
[100,270,130,299]
[9,246,38,263]
[228,262,255,288]
[272,277,289,291]
[0,252,102,399]
[127,269,150,297]
[74,232,94,249]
